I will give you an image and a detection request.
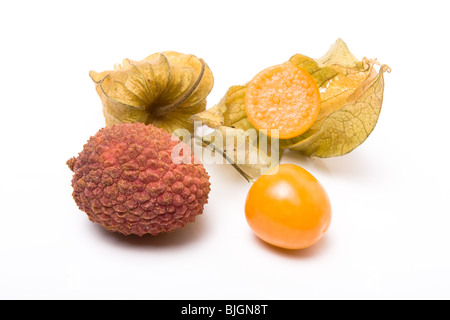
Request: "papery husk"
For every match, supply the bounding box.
[90,51,214,134]
[194,39,390,158]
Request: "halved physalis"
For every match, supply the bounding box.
[244,62,321,139]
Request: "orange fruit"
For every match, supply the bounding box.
[245,63,321,139]
[245,164,331,250]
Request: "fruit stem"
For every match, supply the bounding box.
[193,135,253,183]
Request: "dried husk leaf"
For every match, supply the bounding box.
[191,85,253,130]
[280,39,390,156]
[194,39,390,161]
[192,87,281,181]
[285,64,390,156]
[90,51,214,134]
[194,126,280,182]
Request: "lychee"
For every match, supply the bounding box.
[67,122,210,236]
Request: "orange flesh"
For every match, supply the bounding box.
[245,63,321,139]
[245,164,332,250]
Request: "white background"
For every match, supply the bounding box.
[1,0,449,300]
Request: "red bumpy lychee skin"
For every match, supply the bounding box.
[67,123,210,236]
